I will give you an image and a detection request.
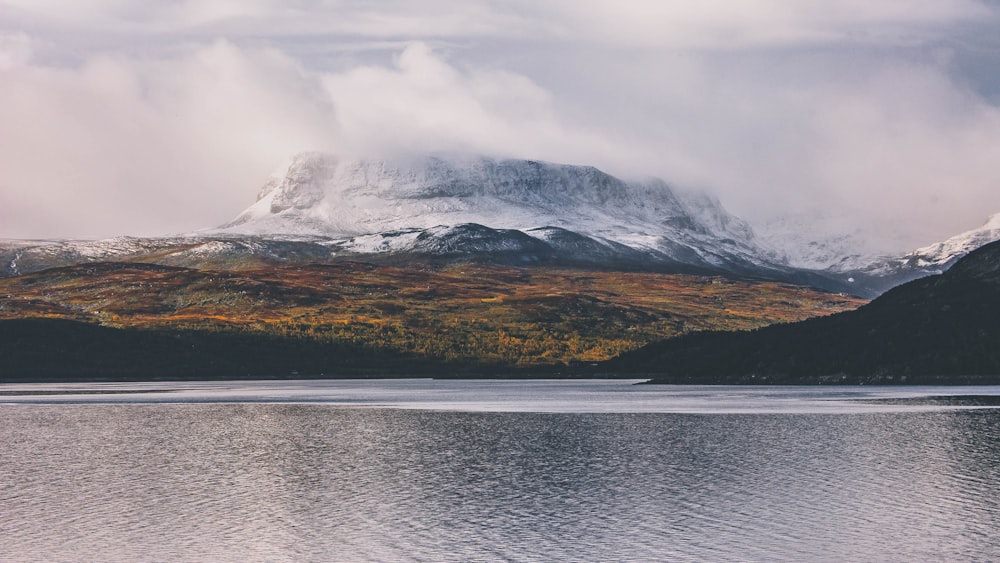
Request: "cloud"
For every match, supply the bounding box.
[536,46,1000,251]
[808,65,1000,246]
[540,0,991,48]
[0,39,339,238]
[0,0,544,40]
[0,31,33,69]
[319,42,621,163]
[1,1,1000,252]
[0,38,613,238]
[3,0,989,49]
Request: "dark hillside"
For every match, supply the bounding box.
[0,262,861,376]
[610,240,1000,384]
[0,318,443,381]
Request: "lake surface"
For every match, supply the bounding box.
[3,380,1000,561]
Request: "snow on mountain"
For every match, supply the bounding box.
[855,212,1000,280]
[803,212,1000,297]
[902,213,1000,270]
[757,209,1000,279]
[0,236,338,276]
[753,212,888,272]
[1,237,193,276]
[216,152,775,273]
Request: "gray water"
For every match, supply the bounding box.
[2,381,1000,561]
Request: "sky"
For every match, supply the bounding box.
[1,1,999,255]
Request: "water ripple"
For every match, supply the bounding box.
[2,403,1000,561]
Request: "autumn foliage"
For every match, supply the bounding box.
[0,261,864,368]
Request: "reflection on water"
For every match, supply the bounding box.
[2,396,1000,561]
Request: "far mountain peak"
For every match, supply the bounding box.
[214,152,785,278]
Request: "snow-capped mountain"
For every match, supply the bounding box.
[0,153,860,293]
[12,152,995,299]
[215,152,788,276]
[863,213,1000,276]
[816,213,1000,296]
[899,213,1000,271]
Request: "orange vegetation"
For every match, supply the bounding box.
[0,262,866,367]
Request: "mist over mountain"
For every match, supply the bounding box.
[205,152,861,285]
[218,153,768,263]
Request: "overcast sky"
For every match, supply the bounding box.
[2,1,999,253]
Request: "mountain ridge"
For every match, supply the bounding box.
[826,213,1000,296]
[215,153,780,274]
[609,239,1000,384]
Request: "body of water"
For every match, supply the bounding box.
[2,380,1000,561]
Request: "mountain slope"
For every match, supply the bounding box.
[0,317,440,381]
[609,239,1000,384]
[852,213,1000,287]
[0,236,339,276]
[0,227,772,278]
[791,213,1000,297]
[892,213,1000,272]
[0,262,864,378]
[215,153,795,277]
[754,213,881,272]
[753,211,1000,297]
[4,152,848,287]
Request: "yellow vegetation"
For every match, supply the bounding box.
[0,262,867,367]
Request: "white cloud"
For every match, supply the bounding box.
[0,40,339,238]
[0,0,542,39]
[1,1,999,252]
[319,42,620,163]
[809,65,1000,245]
[0,32,33,69]
[5,1,987,47]
[0,39,617,238]
[539,0,991,48]
[541,49,1000,250]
